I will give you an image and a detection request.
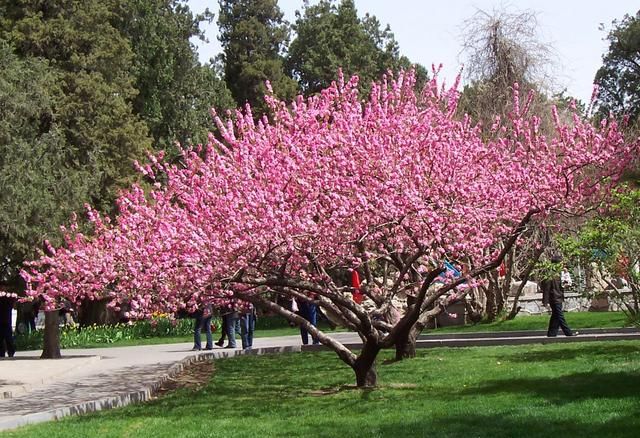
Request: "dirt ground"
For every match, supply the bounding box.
[153,360,215,398]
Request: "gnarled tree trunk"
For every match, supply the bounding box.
[395,326,418,360]
[485,282,498,322]
[41,310,61,359]
[394,306,442,361]
[353,341,380,387]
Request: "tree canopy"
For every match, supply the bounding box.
[458,8,557,128]
[23,70,638,385]
[286,0,424,95]
[217,0,297,114]
[114,0,234,149]
[0,42,97,282]
[0,0,152,211]
[0,1,237,282]
[595,10,640,125]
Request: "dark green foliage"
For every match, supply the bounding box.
[217,0,297,114]
[113,0,235,149]
[595,10,640,124]
[0,0,154,285]
[0,42,97,279]
[0,1,237,286]
[0,0,152,211]
[287,0,426,95]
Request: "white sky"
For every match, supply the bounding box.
[189,0,638,103]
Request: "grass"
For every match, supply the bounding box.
[18,311,632,351]
[431,311,632,334]
[83,311,631,348]
[6,340,640,437]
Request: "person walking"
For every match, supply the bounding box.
[297,296,320,345]
[0,293,17,358]
[214,308,227,347]
[216,307,238,348]
[240,303,257,350]
[192,304,213,351]
[541,256,577,337]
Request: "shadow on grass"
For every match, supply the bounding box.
[370,410,640,438]
[463,370,640,404]
[69,378,640,438]
[502,343,640,363]
[52,348,640,438]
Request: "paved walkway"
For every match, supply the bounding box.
[1,329,639,431]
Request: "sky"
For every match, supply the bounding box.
[188,0,638,103]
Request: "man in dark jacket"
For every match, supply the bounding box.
[0,295,17,357]
[541,256,577,337]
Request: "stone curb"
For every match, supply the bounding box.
[0,345,302,432]
[413,332,640,348]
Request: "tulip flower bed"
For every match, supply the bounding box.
[14,316,196,350]
[7,340,640,437]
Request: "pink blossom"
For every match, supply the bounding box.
[20,69,639,320]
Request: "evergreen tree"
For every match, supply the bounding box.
[286,0,425,95]
[114,0,235,149]
[0,42,95,281]
[217,0,297,114]
[0,0,151,210]
[594,10,640,126]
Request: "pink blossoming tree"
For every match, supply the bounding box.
[23,70,637,386]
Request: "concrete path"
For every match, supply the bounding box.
[1,329,639,431]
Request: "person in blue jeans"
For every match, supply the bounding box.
[216,310,238,348]
[298,300,320,345]
[192,304,213,351]
[240,304,257,350]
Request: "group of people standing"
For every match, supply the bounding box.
[192,297,323,351]
[192,303,257,351]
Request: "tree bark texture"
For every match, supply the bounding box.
[353,341,380,387]
[41,310,61,359]
[394,326,418,360]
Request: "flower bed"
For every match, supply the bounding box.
[14,315,205,350]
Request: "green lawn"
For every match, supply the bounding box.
[431,311,632,334]
[21,311,632,350]
[7,340,640,437]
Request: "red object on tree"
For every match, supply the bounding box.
[498,262,506,277]
[351,270,363,304]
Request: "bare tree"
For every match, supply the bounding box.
[458,8,558,126]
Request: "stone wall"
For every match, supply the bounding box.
[509,289,632,316]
